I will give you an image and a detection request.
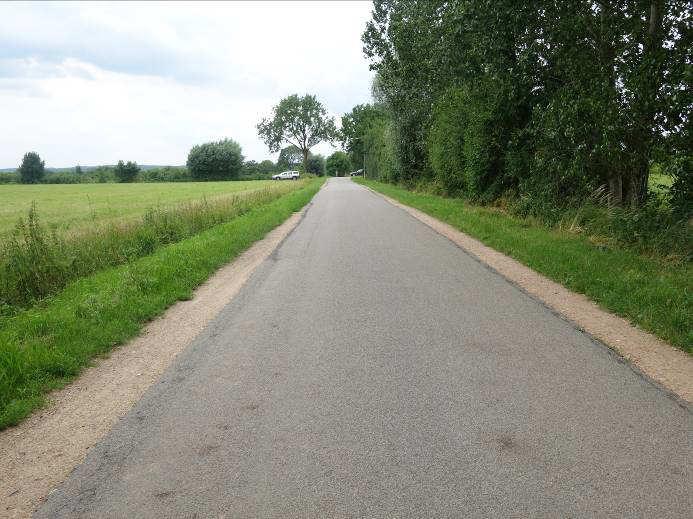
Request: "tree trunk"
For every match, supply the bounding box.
[609,175,623,206]
[626,0,663,207]
[302,148,309,175]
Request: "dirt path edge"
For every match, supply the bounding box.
[0,207,309,519]
[369,186,693,405]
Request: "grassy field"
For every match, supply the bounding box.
[0,178,324,429]
[1,181,304,310]
[0,180,275,235]
[356,179,691,353]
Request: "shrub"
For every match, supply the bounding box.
[187,139,244,181]
[139,166,191,183]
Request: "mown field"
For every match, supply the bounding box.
[0,178,324,428]
[0,180,275,236]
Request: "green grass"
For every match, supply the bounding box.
[0,180,275,236]
[0,178,324,429]
[357,179,692,353]
[1,181,303,310]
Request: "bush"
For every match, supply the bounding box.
[139,166,191,183]
[187,139,244,181]
[18,152,45,184]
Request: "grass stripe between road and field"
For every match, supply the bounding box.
[356,179,691,354]
[0,178,324,429]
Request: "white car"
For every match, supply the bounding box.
[272,170,300,180]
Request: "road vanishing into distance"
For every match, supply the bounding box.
[38,178,691,518]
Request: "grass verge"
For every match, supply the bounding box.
[357,179,691,353]
[0,178,324,429]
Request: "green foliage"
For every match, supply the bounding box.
[0,172,19,184]
[326,151,351,177]
[257,94,337,172]
[667,155,692,220]
[138,166,191,182]
[18,152,45,184]
[358,179,692,352]
[362,116,398,182]
[306,154,325,176]
[340,104,388,168]
[114,160,140,183]
[0,179,324,429]
[276,145,303,171]
[362,0,691,209]
[186,139,244,181]
[427,88,469,195]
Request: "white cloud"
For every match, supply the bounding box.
[0,1,374,167]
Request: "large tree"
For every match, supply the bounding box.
[326,151,351,177]
[257,94,337,173]
[306,154,326,176]
[362,0,690,208]
[340,104,388,169]
[276,145,303,171]
[114,160,140,183]
[187,139,244,181]
[18,152,45,184]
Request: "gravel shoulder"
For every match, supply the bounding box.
[0,209,307,519]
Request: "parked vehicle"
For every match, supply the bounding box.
[350,169,363,177]
[272,170,300,180]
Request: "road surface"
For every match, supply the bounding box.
[37,178,691,518]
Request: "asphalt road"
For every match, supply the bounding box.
[37,178,691,518]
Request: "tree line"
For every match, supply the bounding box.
[3,141,333,185]
[344,0,690,219]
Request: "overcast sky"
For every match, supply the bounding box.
[0,1,374,168]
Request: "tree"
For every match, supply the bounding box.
[257,94,336,173]
[326,151,351,177]
[18,152,45,184]
[362,0,690,208]
[186,139,244,181]
[114,160,140,183]
[276,145,303,171]
[258,159,276,174]
[306,154,325,176]
[75,165,83,175]
[340,104,387,169]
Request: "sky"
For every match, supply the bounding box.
[0,1,375,168]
